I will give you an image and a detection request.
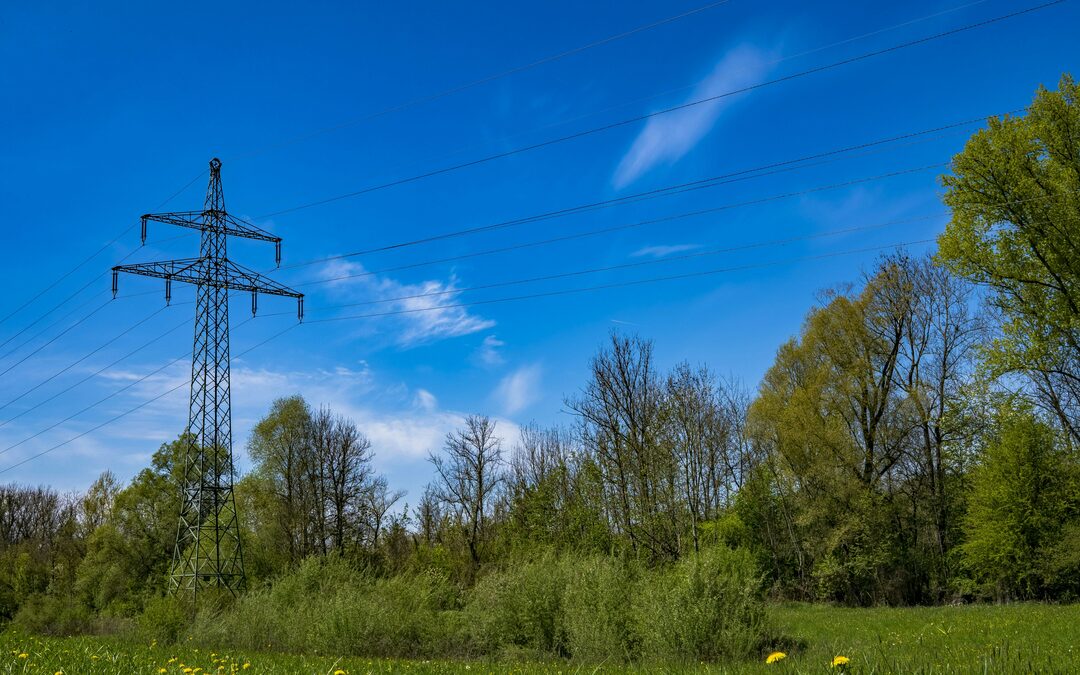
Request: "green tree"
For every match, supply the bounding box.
[75,437,184,613]
[939,74,1080,444]
[961,405,1080,599]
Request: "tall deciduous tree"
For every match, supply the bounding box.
[939,74,1080,444]
[429,415,504,570]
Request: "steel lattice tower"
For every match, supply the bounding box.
[112,158,303,599]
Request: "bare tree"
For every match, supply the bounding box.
[324,415,375,552]
[362,476,404,550]
[414,485,444,547]
[429,415,504,568]
[568,333,677,561]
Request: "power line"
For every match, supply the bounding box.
[0,172,204,331]
[229,0,736,160]
[0,315,192,431]
[0,297,114,381]
[0,292,254,433]
[0,270,187,365]
[286,217,943,315]
[230,0,995,187]
[0,233,194,362]
[253,1,1060,220]
[287,187,1072,293]
[277,111,999,272]
[288,164,950,288]
[0,319,292,474]
[0,303,174,418]
[0,279,105,354]
[304,238,937,325]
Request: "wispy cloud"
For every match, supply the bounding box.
[473,335,506,367]
[414,388,438,412]
[631,243,701,259]
[317,260,494,346]
[493,364,542,415]
[613,44,776,188]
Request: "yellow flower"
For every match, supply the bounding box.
[832,655,851,668]
[183,669,193,674]
[159,670,168,674]
[334,670,347,675]
[765,651,787,664]
[243,664,251,670]
[17,653,28,659]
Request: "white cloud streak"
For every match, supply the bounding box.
[493,364,542,416]
[318,260,494,346]
[613,44,775,188]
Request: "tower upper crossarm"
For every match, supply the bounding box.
[141,211,281,245]
[113,258,302,298]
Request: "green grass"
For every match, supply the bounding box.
[2,603,1078,674]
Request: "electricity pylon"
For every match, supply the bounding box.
[112,158,303,600]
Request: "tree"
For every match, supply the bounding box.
[247,395,314,565]
[939,74,1080,444]
[747,253,984,603]
[429,415,504,570]
[76,436,185,613]
[568,334,678,562]
[961,405,1080,599]
[247,396,378,564]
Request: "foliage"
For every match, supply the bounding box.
[939,74,1080,444]
[188,556,459,659]
[633,546,769,663]
[960,405,1080,599]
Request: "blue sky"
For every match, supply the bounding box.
[0,0,1076,502]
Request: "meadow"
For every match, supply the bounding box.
[3,603,1077,674]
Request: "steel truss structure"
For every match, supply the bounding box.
[113,158,303,600]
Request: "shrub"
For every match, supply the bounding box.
[463,552,568,657]
[561,555,635,663]
[138,594,190,644]
[189,556,459,658]
[12,593,93,636]
[634,546,769,663]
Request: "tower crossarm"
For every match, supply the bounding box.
[112,257,304,318]
[142,211,282,246]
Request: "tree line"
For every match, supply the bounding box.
[0,75,1078,634]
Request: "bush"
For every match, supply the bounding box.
[560,555,635,663]
[189,547,771,665]
[634,546,769,663]
[189,556,460,658]
[466,547,769,664]
[12,593,93,636]
[463,552,569,657]
[138,594,190,644]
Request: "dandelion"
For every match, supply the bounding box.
[832,655,851,668]
[334,670,347,675]
[17,653,28,659]
[242,664,251,670]
[766,651,787,664]
[159,670,168,674]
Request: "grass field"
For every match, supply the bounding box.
[2,603,1077,674]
